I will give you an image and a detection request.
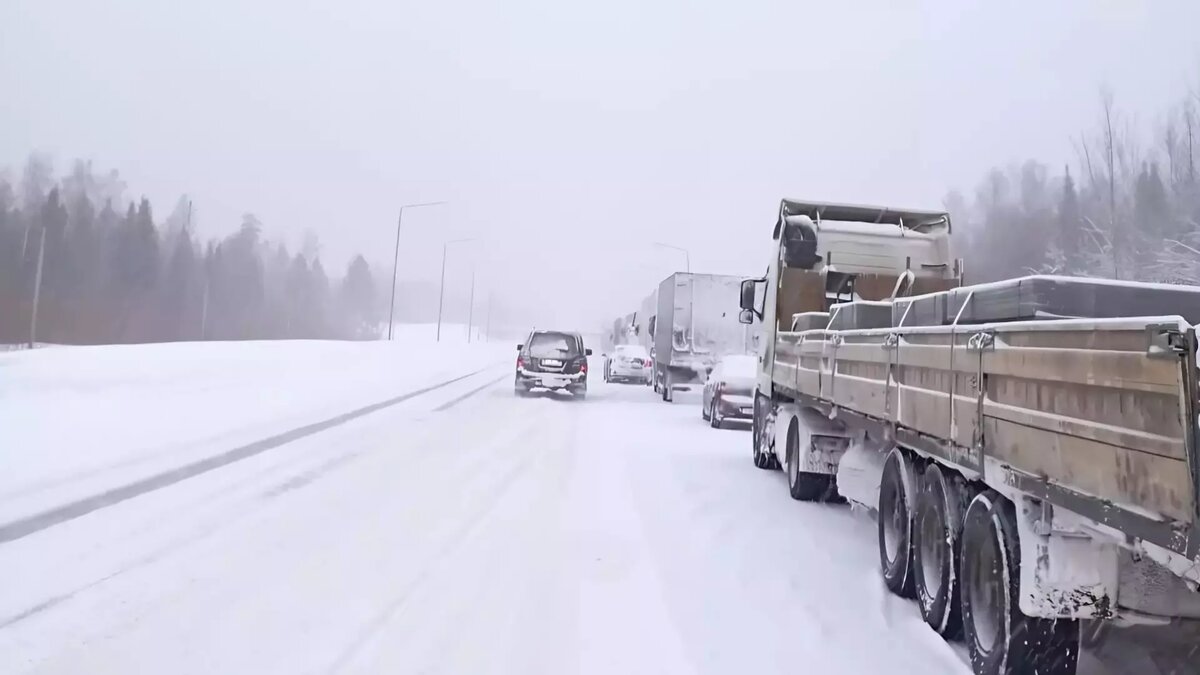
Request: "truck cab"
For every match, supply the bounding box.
[740,199,960,401]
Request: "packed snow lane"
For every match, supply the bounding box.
[1,360,967,675]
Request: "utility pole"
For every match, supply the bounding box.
[200,280,209,340]
[466,268,476,343]
[28,226,46,349]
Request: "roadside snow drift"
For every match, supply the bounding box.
[0,335,509,524]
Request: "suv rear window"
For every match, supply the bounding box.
[528,332,580,358]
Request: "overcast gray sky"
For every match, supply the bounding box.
[3,0,1198,330]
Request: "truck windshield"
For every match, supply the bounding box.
[528,332,580,358]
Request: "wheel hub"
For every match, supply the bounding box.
[883,487,904,563]
[919,505,944,599]
[969,524,1004,653]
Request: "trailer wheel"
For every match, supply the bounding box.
[878,449,916,598]
[786,421,832,501]
[913,464,963,639]
[960,491,1080,675]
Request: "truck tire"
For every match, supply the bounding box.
[913,464,964,639]
[786,420,832,501]
[663,373,674,402]
[709,400,722,428]
[960,491,1080,675]
[878,449,916,598]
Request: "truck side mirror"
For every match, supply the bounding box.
[516,343,523,351]
[585,348,593,356]
[739,279,756,312]
[738,309,754,325]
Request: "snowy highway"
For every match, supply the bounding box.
[2,345,1192,674]
[0,345,969,675]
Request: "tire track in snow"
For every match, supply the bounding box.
[432,374,508,411]
[323,446,539,672]
[0,385,522,633]
[0,366,496,544]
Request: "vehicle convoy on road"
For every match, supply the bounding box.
[654,272,753,402]
[701,353,757,429]
[605,343,652,384]
[739,199,1200,675]
[514,330,592,399]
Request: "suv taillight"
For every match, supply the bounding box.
[580,360,588,373]
[517,356,525,368]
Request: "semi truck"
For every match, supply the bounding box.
[655,272,753,402]
[738,199,1200,674]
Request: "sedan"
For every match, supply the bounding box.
[604,344,652,384]
[701,354,757,429]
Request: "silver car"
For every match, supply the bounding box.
[701,354,757,428]
[604,344,652,384]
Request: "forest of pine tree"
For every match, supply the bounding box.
[951,89,1200,285]
[0,158,382,345]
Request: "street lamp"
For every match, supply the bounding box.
[436,237,476,342]
[653,241,690,273]
[388,200,448,341]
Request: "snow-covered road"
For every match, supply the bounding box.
[2,348,1185,674]
[0,353,968,675]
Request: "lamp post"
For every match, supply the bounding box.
[652,241,690,273]
[387,200,447,341]
[436,237,476,342]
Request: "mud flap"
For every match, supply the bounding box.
[1013,497,1118,620]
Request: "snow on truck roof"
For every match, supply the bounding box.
[775,199,951,236]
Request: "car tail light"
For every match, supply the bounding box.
[517,356,525,368]
[580,360,588,373]
[644,358,652,367]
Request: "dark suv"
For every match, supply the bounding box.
[515,330,592,399]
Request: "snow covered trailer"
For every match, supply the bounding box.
[654,272,751,402]
[739,199,1200,675]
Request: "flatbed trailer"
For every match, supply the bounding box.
[739,199,1200,675]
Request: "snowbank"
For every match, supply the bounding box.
[0,335,509,524]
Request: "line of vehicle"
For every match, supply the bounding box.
[0,366,498,545]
